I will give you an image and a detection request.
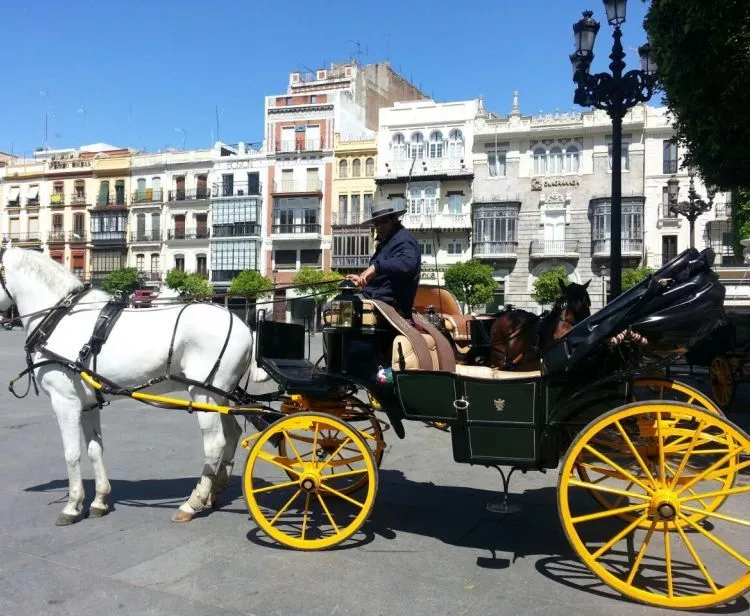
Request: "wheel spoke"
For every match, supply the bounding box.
[319,482,366,509]
[568,478,650,501]
[681,504,750,528]
[675,444,744,496]
[677,512,750,567]
[675,523,719,593]
[311,424,320,464]
[301,493,310,540]
[282,430,304,466]
[679,484,750,503]
[657,411,666,485]
[251,479,300,495]
[256,450,302,476]
[319,468,369,481]
[614,420,656,488]
[269,489,301,527]
[591,513,648,560]
[571,503,647,524]
[316,492,340,534]
[663,521,674,598]
[319,437,353,471]
[668,420,706,489]
[626,519,657,585]
[581,444,653,494]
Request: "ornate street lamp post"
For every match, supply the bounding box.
[666,170,717,249]
[570,0,658,299]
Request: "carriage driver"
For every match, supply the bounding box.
[346,198,421,318]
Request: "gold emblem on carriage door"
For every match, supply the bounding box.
[494,399,506,413]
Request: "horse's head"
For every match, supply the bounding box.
[557,278,591,322]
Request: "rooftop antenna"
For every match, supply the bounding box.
[349,40,368,64]
[384,35,389,62]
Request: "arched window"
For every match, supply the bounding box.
[135,253,145,271]
[410,132,425,159]
[448,129,464,158]
[392,133,406,160]
[424,186,438,214]
[352,159,361,177]
[339,159,348,178]
[549,147,563,175]
[533,148,547,175]
[428,131,443,158]
[174,253,185,272]
[565,146,579,173]
[365,157,375,176]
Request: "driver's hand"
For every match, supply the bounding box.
[359,266,376,286]
[346,274,361,285]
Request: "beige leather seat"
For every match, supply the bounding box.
[391,333,441,371]
[455,364,541,380]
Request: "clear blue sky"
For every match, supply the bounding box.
[0,0,654,157]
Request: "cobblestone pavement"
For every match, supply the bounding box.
[0,328,747,616]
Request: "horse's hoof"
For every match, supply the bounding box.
[54,512,83,526]
[171,509,194,523]
[88,506,109,519]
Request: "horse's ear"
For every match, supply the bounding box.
[558,278,567,293]
[583,279,591,290]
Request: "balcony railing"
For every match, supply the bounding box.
[95,193,128,207]
[91,231,127,242]
[332,255,371,269]
[167,228,210,240]
[275,139,323,153]
[530,239,580,257]
[50,193,66,206]
[331,210,372,226]
[131,189,164,204]
[402,212,471,230]
[26,199,40,208]
[272,179,322,194]
[211,224,260,238]
[663,160,679,175]
[593,238,643,256]
[271,223,321,234]
[130,231,163,242]
[168,188,211,202]
[380,157,470,178]
[68,231,87,242]
[211,182,262,198]
[4,233,41,243]
[138,270,162,282]
[70,193,87,206]
[48,230,67,242]
[472,241,519,258]
[713,203,732,219]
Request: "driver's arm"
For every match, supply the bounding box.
[373,239,420,280]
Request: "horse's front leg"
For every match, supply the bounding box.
[50,395,85,526]
[172,402,226,523]
[81,407,111,518]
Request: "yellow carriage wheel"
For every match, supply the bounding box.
[277,413,385,495]
[243,412,377,551]
[710,356,736,409]
[559,401,750,609]
[574,378,736,528]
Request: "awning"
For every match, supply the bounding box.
[7,187,19,202]
[27,185,39,200]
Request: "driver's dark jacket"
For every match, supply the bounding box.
[362,225,421,316]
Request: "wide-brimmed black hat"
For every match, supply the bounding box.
[362,199,407,225]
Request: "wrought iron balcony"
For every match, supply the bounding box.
[48,231,67,243]
[95,193,128,208]
[68,231,87,242]
[472,241,518,258]
[168,188,211,202]
[529,239,580,258]
[138,270,163,282]
[211,224,260,238]
[380,157,471,179]
[211,181,262,198]
[331,210,372,226]
[275,139,324,153]
[402,213,471,230]
[50,193,66,207]
[91,231,127,243]
[592,238,643,257]
[272,179,322,194]
[4,233,41,243]
[271,223,321,235]
[167,228,210,240]
[713,203,733,220]
[26,199,40,208]
[131,189,164,204]
[70,193,87,206]
[332,255,371,269]
[130,231,163,243]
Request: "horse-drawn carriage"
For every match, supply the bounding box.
[1,244,747,610]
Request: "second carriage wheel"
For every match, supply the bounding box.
[243,412,377,551]
[559,401,750,609]
[710,356,736,409]
[574,378,736,528]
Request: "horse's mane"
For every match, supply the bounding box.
[5,247,85,296]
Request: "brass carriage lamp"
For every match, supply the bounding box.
[330,280,363,328]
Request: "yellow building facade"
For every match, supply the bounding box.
[331,133,377,271]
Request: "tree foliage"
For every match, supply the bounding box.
[292,268,344,304]
[531,267,570,306]
[229,270,273,298]
[622,267,653,291]
[644,0,750,193]
[731,188,750,252]
[101,268,142,296]
[165,269,188,291]
[165,269,212,299]
[443,260,496,311]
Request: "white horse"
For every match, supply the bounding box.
[0,247,269,526]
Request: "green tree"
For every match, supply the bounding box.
[165,269,212,300]
[443,260,496,312]
[622,267,653,291]
[229,270,273,323]
[165,268,188,291]
[531,267,570,306]
[101,267,142,296]
[292,268,344,330]
[731,189,750,253]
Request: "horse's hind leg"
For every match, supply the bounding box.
[212,414,242,505]
[51,395,85,526]
[81,407,111,518]
[172,390,228,523]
